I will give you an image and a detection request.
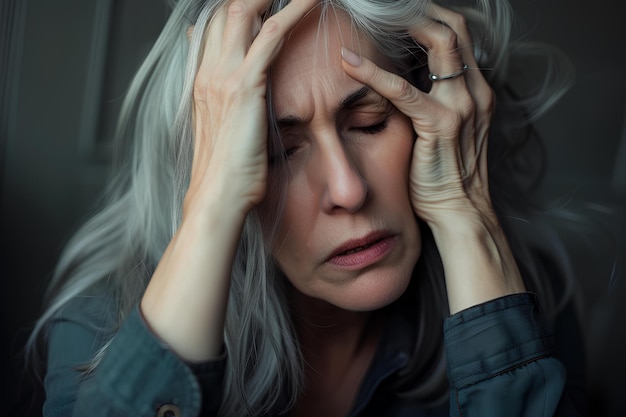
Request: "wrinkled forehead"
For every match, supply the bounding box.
[270,6,385,115]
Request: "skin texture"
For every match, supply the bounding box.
[269,9,421,313]
[340,5,526,315]
[141,0,321,362]
[140,0,527,414]
[268,13,421,415]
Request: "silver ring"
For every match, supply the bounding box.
[428,64,468,81]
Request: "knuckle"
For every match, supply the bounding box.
[464,101,477,119]
[474,85,496,116]
[430,101,465,137]
[483,88,496,114]
[260,17,281,37]
[390,77,416,102]
[457,93,475,118]
[447,11,468,34]
[438,111,462,138]
[361,63,381,85]
[227,1,247,20]
[433,25,458,51]
[361,62,377,81]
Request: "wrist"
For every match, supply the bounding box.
[182,174,254,227]
[427,205,500,242]
[142,196,245,361]
[427,209,526,314]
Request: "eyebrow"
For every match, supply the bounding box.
[276,86,373,129]
[340,86,371,108]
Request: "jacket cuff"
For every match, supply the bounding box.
[443,293,556,389]
[83,306,208,416]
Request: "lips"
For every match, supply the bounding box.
[341,241,378,255]
[326,231,397,269]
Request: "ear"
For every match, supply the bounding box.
[187,25,195,42]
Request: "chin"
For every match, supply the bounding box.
[327,267,415,312]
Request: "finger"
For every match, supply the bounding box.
[428,4,493,115]
[410,18,466,98]
[220,0,269,66]
[242,0,318,76]
[341,50,455,142]
[342,50,468,185]
[427,5,494,183]
[197,3,229,74]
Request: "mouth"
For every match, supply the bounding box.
[340,241,379,255]
[327,231,397,269]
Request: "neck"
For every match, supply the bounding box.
[288,287,383,417]
[289,287,382,373]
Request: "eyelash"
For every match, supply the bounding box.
[353,118,389,134]
[283,147,299,159]
[267,148,297,165]
[271,117,390,164]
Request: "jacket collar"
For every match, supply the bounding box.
[348,304,416,416]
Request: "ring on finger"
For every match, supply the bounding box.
[428,63,468,81]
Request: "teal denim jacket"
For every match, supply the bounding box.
[42,293,584,417]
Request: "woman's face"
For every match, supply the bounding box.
[268,8,421,311]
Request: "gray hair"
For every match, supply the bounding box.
[28,0,574,415]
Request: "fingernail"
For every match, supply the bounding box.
[341,46,361,67]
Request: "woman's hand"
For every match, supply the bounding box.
[341,5,526,314]
[141,0,316,362]
[343,5,493,226]
[186,0,317,219]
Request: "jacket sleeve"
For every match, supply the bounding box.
[44,298,226,417]
[443,293,582,417]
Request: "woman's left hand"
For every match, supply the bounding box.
[341,5,526,313]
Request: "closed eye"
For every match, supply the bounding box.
[352,118,389,134]
[283,146,300,159]
[268,146,300,165]
[270,133,306,165]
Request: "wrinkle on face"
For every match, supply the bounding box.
[264,6,421,312]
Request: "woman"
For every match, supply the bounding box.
[29,0,585,415]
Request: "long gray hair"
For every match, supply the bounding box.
[28,0,574,415]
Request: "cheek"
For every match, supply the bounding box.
[271,179,317,267]
[370,116,415,192]
[257,168,287,244]
[267,114,417,274]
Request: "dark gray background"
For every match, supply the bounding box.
[1,0,625,416]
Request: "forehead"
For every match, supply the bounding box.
[270,7,382,117]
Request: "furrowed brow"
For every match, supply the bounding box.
[335,86,390,115]
[339,86,371,109]
[276,86,375,129]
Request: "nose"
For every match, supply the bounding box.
[320,135,368,213]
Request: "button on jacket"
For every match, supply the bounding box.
[43,293,585,416]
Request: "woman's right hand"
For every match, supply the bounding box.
[185,0,317,219]
[141,0,316,362]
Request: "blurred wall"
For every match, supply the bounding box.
[513,1,626,415]
[1,0,169,415]
[1,0,625,416]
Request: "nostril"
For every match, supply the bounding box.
[323,166,368,213]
